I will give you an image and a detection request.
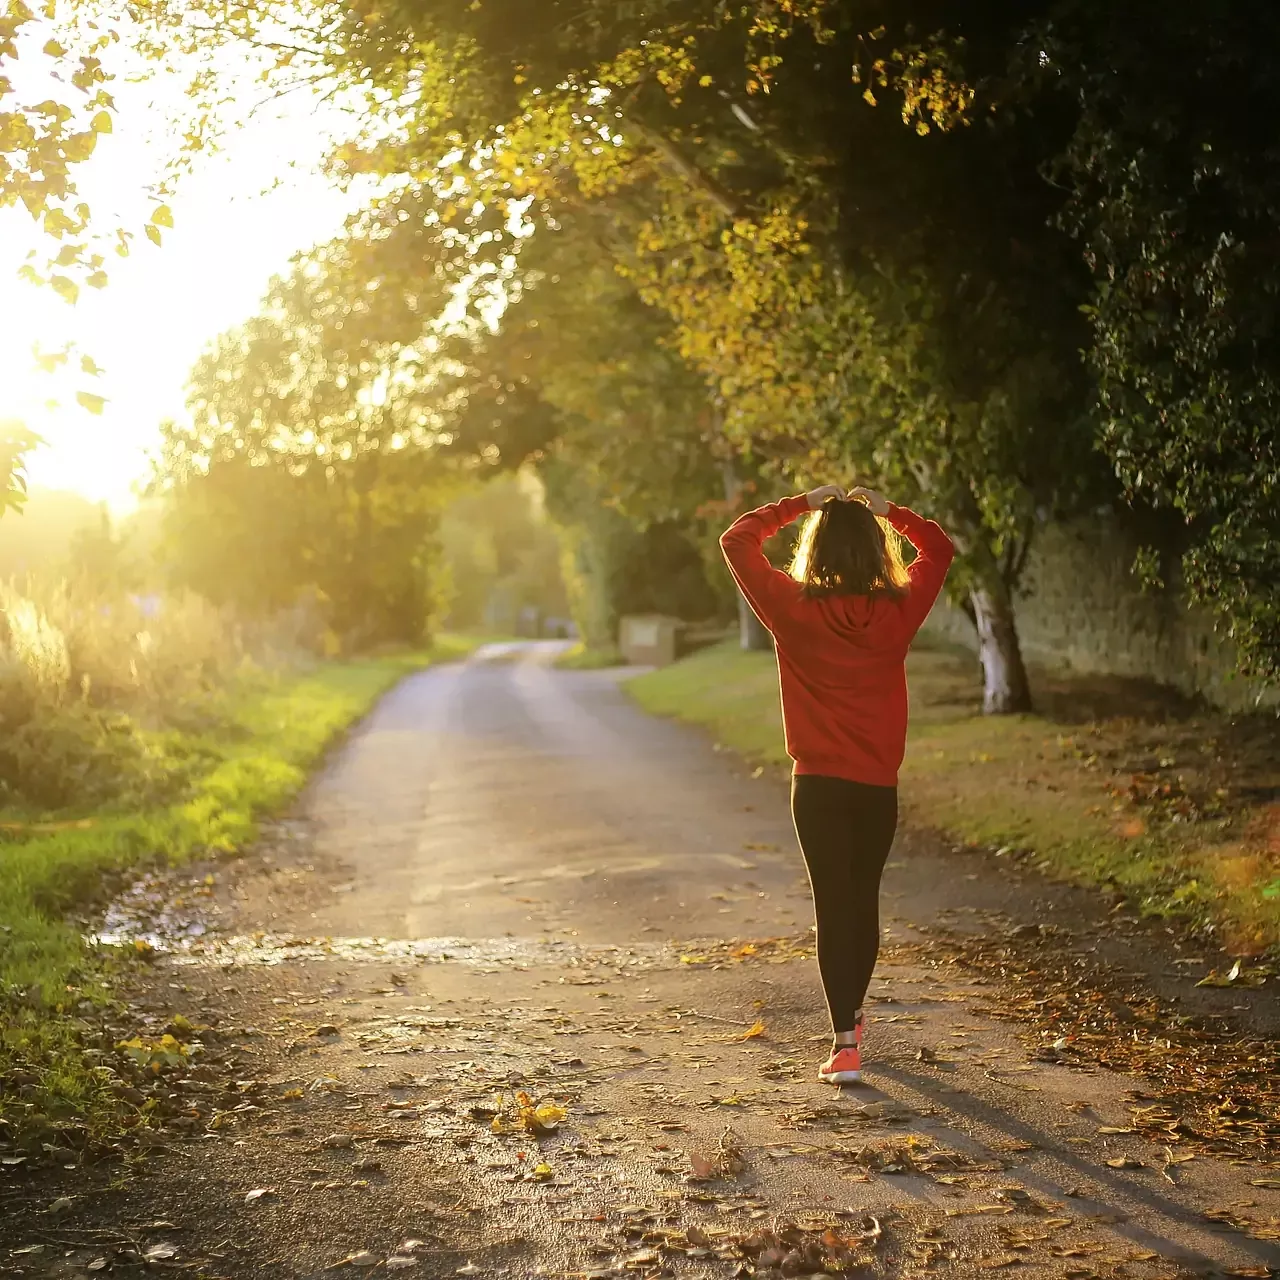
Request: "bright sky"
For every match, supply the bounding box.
[0,49,363,513]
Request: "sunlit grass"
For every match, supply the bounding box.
[628,639,1280,955]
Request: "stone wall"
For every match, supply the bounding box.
[922,511,1271,711]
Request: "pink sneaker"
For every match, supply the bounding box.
[818,1018,864,1085]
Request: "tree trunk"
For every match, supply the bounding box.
[737,592,773,651]
[968,576,1032,714]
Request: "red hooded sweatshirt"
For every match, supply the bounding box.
[720,495,955,788]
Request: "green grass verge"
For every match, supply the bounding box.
[554,642,625,670]
[0,638,484,1147]
[627,640,1280,958]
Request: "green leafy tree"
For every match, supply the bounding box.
[155,257,450,649]
[298,2,1097,709]
[2,5,143,467]
[1029,0,1280,682]
[0,421,40,518]
[279,184,741,648]
[437,474,568,633]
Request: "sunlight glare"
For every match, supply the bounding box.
[0,56,364,512]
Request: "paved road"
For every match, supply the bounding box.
[19,643,1279,1279]
[295,641,815,946]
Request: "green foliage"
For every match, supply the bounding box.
[554,642,624,670]
[1035,0,1280,681]
[0,421,40,520]
[154,258,451,651]
[0,703,200,812]
[437,475,568,633]
[0,7,117,267]
[227,0,1099,710]
[1,8,125,453]
[543,457,727,649]
[0,575,244,811]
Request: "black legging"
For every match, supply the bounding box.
[790,774,899,1033]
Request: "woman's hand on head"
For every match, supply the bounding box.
[805,484,846,510]
[848,486,890,517]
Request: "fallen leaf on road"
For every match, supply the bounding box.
[992,1187,1036,1208]
[490,1091,567,1136]
[385,1257,418,1270]
[738,1019,767,1040]
[1105,1157,1144,1169]
[322,1133,355,1149]
[532,1102,566,1132]
[1196,959,1273,987]
[144,1243,178,1262]
[244,1188,276,1204]
[457,1264,481,1276]
[1251,1179,1280,1189]
[857,1100,913,1122]
[344,1251,378,1268]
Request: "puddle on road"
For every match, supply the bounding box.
[157,932,663,969]
[92,865,666,969]
[91,866,782,974]
[94,868,218,952]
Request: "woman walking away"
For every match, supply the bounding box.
[720,485,954,1085]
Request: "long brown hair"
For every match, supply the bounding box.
[789,498,910,600]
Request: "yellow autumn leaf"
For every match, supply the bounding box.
[532,1102,566,1132]
[738,1019,767,1040]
